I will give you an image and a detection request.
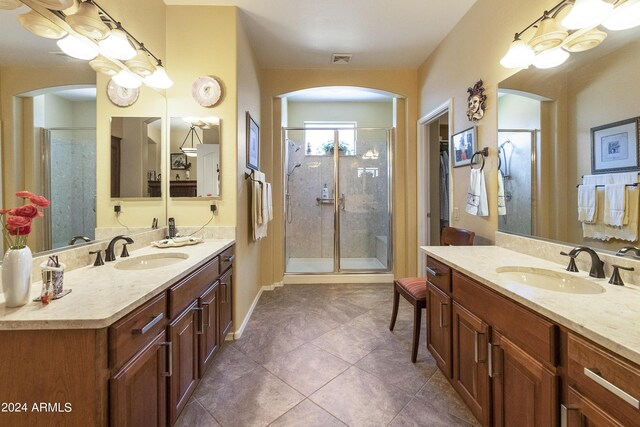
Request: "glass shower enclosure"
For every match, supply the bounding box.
[284,127,393,274]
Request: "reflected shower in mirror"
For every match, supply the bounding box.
[497,25,640,252]
[169,117,221,198]
[110,117,162,198]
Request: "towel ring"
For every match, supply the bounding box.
[470,147,488,171]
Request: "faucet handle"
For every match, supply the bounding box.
[121,243,130,258]
[560,251,579,272]
[89,250,104,266]
[609,264,634,286]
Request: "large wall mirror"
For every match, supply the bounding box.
[497,25,640,252]
[110,117,163,198]
[169,117,221,198]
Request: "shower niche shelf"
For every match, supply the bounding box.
[316,195,345,210]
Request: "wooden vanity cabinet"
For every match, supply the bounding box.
[563,387,625,427]
[199,282,220,376]
[219,245,234,341]
[426,282,452,377]
[452,302,490,426]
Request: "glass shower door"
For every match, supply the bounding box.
[338,128,391,271]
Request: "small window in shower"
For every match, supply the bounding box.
[303,121,356,155]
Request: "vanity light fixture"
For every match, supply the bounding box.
[112,69,141,89]
[180,125,203,158]
[500,0,636,70]
[18,10,67,39]
[56,33,99,60]
[0,0,23,10]
[98,27,136,60]
[30,0,74,11]
[89,55,120,75]
[143,62,173,89]
[65,0,108,39]
[125,47,156,77]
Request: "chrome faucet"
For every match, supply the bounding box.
[616,246,640,259]
[68,235,91,245]
[564,246,606,278]
[105,235,134,262]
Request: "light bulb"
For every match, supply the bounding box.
[561,0,614,30]
[533,47,570,69]
[144,64,173,89]
[56,34,99,60]
[500,37,535,69]
[99,28,136,60]
[112,70,142,89]
[602,0,640,30]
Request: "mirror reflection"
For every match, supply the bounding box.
[497,26,640,251]
[110,117,162,198]
[169,117,221,198]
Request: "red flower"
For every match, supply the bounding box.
[0,209,11,214]
[12,204,42,219]
[7,224,31,236]
[29,195,50,208]
[6,215,32,228]
[15,191,34,198]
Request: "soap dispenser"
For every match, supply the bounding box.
[322,184,329,199]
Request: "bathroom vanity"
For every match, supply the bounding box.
[422,245,640,427]
[0,240,234,427]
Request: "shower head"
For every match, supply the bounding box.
[289,141,301,152]
[287,162,302,176]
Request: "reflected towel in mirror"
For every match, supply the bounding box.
[577,184,597,223]
[498,170,506,216]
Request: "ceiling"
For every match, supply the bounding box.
[164,0,476,69]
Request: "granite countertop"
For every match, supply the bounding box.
[0,239,235,330]
[421,245,640,366]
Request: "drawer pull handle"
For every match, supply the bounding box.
[426,267,441,277]
[133,313,164,335]
[474,331,485,363]
[221,282,227,303]
[223,255,235,263]
[439,302,447,328]
[201,301,211,327]
[194,307,204,335]
[584,367,640,409]
[488,343,494,377]
[560,404,580,427]
[160,342,172,377]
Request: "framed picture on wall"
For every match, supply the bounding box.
[591,117,640,174]
[246,112,259,171]
[170,153,187,170]
[451,127,477,167]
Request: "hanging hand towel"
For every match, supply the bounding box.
[577,184,597,223]
[260,174,269,225]
[465,169,489,216]
[604,184,626,226]
[497,170,506,216]
[266,182,273,221]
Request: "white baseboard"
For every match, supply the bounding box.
[229,281,284,340]
[283,273,394,284]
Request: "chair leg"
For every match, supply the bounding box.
[411,304,422,363]
[389,285,399,331]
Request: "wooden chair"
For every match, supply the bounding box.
[389,226,475,362]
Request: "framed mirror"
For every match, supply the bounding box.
[110,117,163,198]
[497,25,640,252]
[169,117,221,198]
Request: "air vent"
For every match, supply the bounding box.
[331,53,352,64]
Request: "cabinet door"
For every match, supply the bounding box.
[110,331,169,427]
[563,387,625,427]
[452,302,490,426]
[199,282,220,377]
[426,282,451,378]
[490,330,557,427]
[219,268,233,341]
[168,301,200,424]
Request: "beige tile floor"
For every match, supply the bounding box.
[176,283,480,427]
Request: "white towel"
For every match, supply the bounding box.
[577,184,597,223]
[583,172,637,185]
[465,169,488,216]
[604,184,626,226]
[251,171,268,241]
[497,170,506,216]
[266,183,273,221]
[584,187,639,241]
[259,174,269,225]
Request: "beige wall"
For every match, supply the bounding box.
[417,0,560,244]
[260,69,418,284]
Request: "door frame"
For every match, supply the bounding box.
[417,99,452,275]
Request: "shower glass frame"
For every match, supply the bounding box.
[282,126,394,274]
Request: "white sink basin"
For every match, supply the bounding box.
[114,253,189,271]
[496,266,605,295]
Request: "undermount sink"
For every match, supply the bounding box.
[496,266,605,295]
[114,253,189,271]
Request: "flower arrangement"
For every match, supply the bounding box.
[0,191,50,250]
[322,141,349,154]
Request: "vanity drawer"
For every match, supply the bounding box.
[452,271,557,367]
[109,292,167,370]
[427,256,451,293]
[168,257,219,319]
[567,333,640,426]
[219,245,235,273]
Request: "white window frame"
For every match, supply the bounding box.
[303,121,356,156]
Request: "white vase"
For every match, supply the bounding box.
[2,247,33,307]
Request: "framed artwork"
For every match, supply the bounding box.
[170,153,187,170]
[451,127,477,167]
[591,117,640,174]
[246,111,259,171]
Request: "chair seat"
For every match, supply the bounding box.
[395,277,427,300]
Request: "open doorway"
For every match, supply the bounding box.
[417,101,452,275]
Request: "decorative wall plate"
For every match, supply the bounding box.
[191,76,222,107]
[107,79,139,107]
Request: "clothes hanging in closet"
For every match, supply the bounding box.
[440,151,449,222]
